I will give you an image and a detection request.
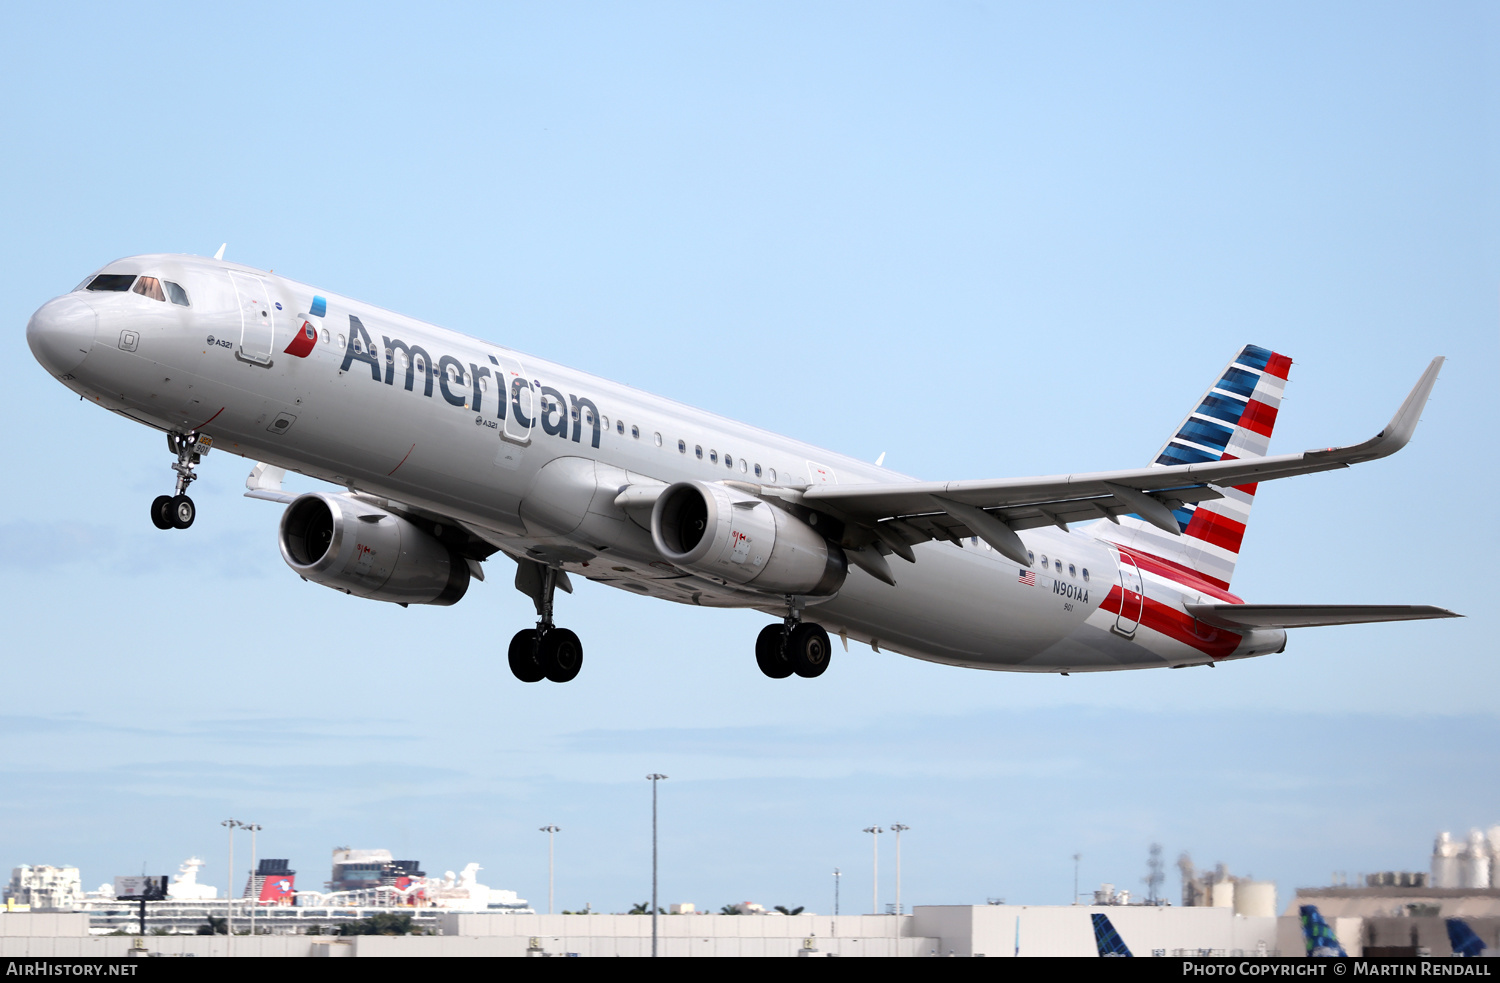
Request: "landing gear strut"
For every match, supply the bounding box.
[509,562,584,683]
[755,597,832,679]
[151,432,210,530]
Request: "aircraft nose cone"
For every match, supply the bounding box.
[27,294,98,376]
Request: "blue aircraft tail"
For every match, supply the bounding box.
[1447,918,1487,957]
[1092,912,1133,957]
[1299,905,1347,957]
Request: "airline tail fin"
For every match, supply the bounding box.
[1097,344,1291,591]
[1092,912,1133,957]
[1447,918,1488,957]
[1299,904,1348,957]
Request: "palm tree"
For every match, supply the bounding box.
[628,901,651,914]
[774,905,805,915]
[719,904,742,915]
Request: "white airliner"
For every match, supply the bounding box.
[26,253,1459,683]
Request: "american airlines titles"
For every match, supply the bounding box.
[340,315,601,448]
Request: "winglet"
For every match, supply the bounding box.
[213,243,227,261]
[1313,356,1444,464]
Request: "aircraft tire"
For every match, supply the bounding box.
[170,495,196,529]
[540,628,583,683]
[151,495,175,530]
[788,622,832,679]
[755,624,793,679]
[508,629,546,683]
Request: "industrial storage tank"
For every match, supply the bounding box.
[1232,880,1276,918]
[1432,832,1462,889]
[1461,829,1492,890]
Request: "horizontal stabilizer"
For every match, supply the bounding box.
[1185,603,1461,631]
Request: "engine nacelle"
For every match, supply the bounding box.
[650,481,845,596]
[279,493,471,606]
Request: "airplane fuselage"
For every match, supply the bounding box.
[28,254,1288,674]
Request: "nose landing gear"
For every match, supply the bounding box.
[151,432,211,530]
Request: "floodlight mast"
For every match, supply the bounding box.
[242,823,262,937]
[863,827,883,915]
[890,824,910,915]
[647,774,668,957]
[539,825,561,914]
[220,819,242,952]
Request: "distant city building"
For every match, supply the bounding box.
[5,865,83,910]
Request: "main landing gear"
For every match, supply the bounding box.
[150,432,211,531]
[509,562,584,684]
[755,599,832,680]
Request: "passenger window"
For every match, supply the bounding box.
[617,420,625,435]
[337,334,346,349]
[132,277,166,301]
[1027,551,1035,564]
[86,274,135,292]
[631,425,640,439]
[162,280,190,306]
[725,454,733,468]
[678,440,686,454]
[1054,560,1062,573]
[1068,564,1076,577]
[320,329,330,345]
[740,459,747,473]
[601,415,609,430]
[1039,554,1047,566]
[1082,569,1090,582]
[768,468,776,482]
[710,450,718,463]
[754,464,762,478]
[695,445,703,459]
[654,432,662,447]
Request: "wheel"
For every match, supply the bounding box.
[507,629,545,683]
[539,628,583,683]
[169,495,195,529]
[151,495,174,530]
[755,624,793,679]
[787,622,832,678]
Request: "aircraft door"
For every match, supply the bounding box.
[229,271,276,366]
[1114,549,1144,637]
[496,355,533,446]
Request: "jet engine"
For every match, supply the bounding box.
[278,492,471,605]
[650,481,846,596]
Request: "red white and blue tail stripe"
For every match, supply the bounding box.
[1097,345,1291,591]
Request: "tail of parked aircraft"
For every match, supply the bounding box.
[1299,905,1347,957]
[1096,344,1291,590]
[1092,912,1133,957]
[1447,918,1488,957]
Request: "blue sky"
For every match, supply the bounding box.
[1,3,1495,914]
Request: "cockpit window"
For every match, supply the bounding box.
[162,280,190,306]
[86,274,136,292]
[132,276,166,302]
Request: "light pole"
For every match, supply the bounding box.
[241,823,261,938]
[539,825,560,914]
[890,824,909,915]
[220,819,241,951]
[833,867,841,917]
[647,774,668,957]
[1073,853,1081,905]
[863,826,883,914]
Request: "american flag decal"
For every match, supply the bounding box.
[1018,569,1036,586]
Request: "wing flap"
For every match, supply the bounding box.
[1184,603,1461,630]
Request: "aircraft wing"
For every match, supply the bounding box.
[796,357,1444,566]
[1184,603,1461,630]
